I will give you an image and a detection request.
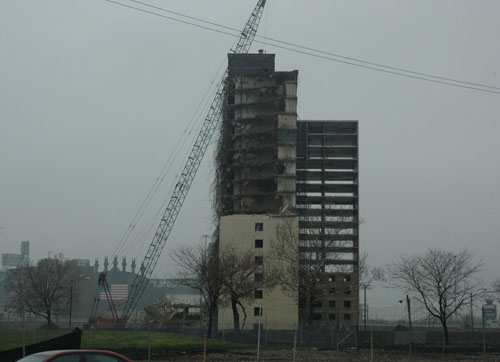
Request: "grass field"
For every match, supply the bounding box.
[0,329,244,352]
[0,329,68,351]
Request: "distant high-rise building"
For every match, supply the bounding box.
[1,241,30,268]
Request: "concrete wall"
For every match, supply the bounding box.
[219,214,299,331]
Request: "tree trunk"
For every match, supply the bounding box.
[207,303,217,338]
[231,297,240,337]
[46,309,52,326]
[440,317,450,345]
[308,291,315,326]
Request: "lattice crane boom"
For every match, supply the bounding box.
[117,0,267,326]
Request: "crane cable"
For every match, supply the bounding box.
[114,30,241,258]
[112,56,228,257]
[105,0,500,94]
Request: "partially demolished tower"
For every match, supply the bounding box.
[216,53,359,330]
[217,53,298,215]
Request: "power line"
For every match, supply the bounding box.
[125,0,500,92]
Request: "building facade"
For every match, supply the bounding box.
[216,53,359,330]
[297,120,359,326]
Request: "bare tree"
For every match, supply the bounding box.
[359,252,385,329]
[359,252,385,289]
[270,216,359,326]
[390,248,483,345]
[171,242,224,338]
[220,246,279,336]
[5,256,78,327]
[494,278,500,293]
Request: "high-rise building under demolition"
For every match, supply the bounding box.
[216,53,359,330]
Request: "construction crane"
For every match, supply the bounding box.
[104,0,268,328]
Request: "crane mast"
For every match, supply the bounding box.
[117,0,267,326]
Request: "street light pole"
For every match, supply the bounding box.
[69,274,90,330]
[406,295,412,357]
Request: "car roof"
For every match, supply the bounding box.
[31,350,122,356]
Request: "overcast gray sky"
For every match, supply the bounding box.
[1,0,499,318]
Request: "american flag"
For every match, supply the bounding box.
[100,284,129,301]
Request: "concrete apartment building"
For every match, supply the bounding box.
[216,53,359,330]
[297,120,359,326]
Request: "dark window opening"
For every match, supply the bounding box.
[254,307,263,316]
[329,313,336,321]
[343,275,351,282]
[329,300,336,308]
[344,300,351,308]
[255,256,264,265]
[255,290,263,299]
[313,300,322,307]
[255,223,263,231]
[344,313,351,321]
[255,273,263,282]
[255,239,263,248]
[314,313,322,321]
[329,287,336,295]
[328,275,335,282]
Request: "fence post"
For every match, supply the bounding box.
[354,326,358,349]
[256,306,262,362]
[222,311,225,343]
[331,326,334,349]
[147,321,152,362]
[293,330,297,362]
[482,306,486,355]
[336,305,339,357]
[299,316,303,345]
[203,334,207,362]
[370,331,373,362]
[22,303,26,358]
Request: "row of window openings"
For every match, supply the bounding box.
[296,192,356,197]
[296,168,357,172]
[299,275,351,285]
[315,313,352,321]
[296,181,356,185]
[253,290,351,306]
[313,300,351,308]
[296,205,356,210]
[299,216,357,222]
[314,275,351,283]
[300,252,355,261]
[299,241,355,248]
[299,229,356,235]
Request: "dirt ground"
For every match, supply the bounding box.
[137,348,500,361]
